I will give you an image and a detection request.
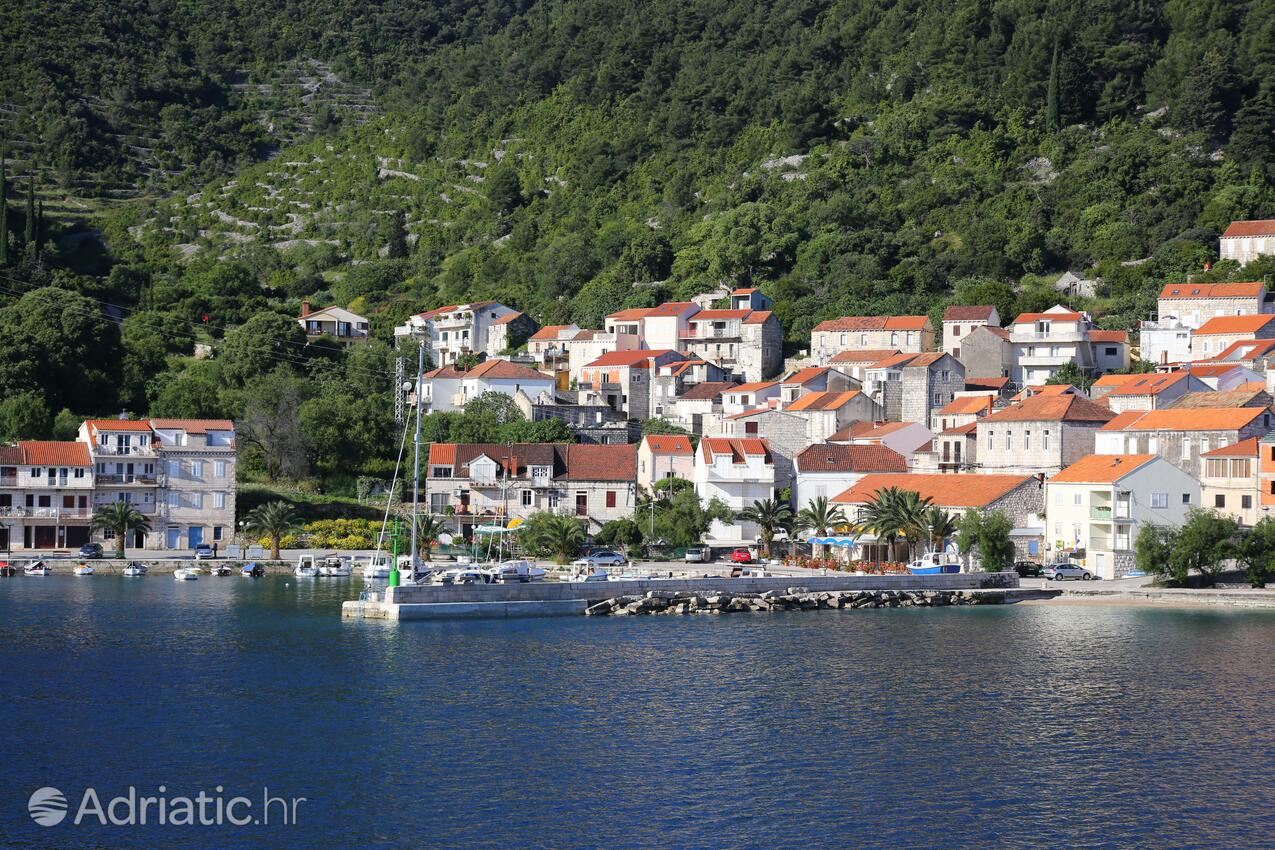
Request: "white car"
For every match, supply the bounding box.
[1043,563,1097,581]
[572,550,627,568]
[193,544,215,560]
[683,546,709,563]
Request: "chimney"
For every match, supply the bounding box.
[300,300,311,317]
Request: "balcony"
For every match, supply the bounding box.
[0,506,92,519]
[1010,329,1088,343]
[96,473,159,485]
[682,328,741,341]
[94,444,157,457]
[1090,502,1132,521]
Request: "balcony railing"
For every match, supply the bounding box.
[682,328,740,340]
[0,507,92,519]
[96,474,159,485]
[94,445,156,457]
[1090,504,1131,520]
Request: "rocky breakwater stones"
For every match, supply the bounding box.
[584,588,1007,616]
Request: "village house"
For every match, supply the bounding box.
[420,359,555,413]
[719,381,781,416]
[297,302,370,345]
[693,438,775,544]
[650,358,729,420]
[526,324,580,370]
[578,349,691,421]
[793,443,907,510]
[1095,407,1275,480]
[1204,338,1275,372]
[423,443,637,536]
[864,352,965,429]
[778,366,860,403]
[1171,362,1264,391]
[79,420,159,546]
[667,381,735,434]
[1258,431,1275,515]
[956,324,1014,380]
[942,305,999,359]
[830,420,935,463]
[636,434,695,492]
[1220,221,1275,266]
[563,329,643,380]
[395,301,534,365]
[965,376,1014,400]
[1200,438,1260,527]
[1046,454,1200,580]
[936,422,979,473]
[831,472,1043,563]
[680,308,782,382]
[1190,314,1275,360]
[1166,386,1273,409]
[148,419,237,551]
[0,441,94,551]
[976,394,1116,476]
[827,349,903,384]
[1088,371,1207,413]
[604,302,699,350]
[1141,281,1271,365]
[933,395,995,432]
[811,316,935,362]
[1007,305,1127,385]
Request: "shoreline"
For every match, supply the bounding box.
[1025,586,1275,610]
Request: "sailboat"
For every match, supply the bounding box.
[473,524,545,583]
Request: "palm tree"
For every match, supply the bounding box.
[736,498,794,558]
[414,514,446,562]
[89,501,152,558]
[797,496,848,559]
[525,514,585,564]
[893,489,934,562]
[923,505,958,557]
[853,487,933,564]
[244,501,300,560]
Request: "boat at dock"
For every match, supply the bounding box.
[122,563,149,577]
[173,567,200,581]
[360,555,392,580]
[318,555,352,577]
[73,563,95,576]
[23,561,50,576]
[295,555,320,578]
[907,552,962,575]
[209,564,232,576]
[241,562,264,578]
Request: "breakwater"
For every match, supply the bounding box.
[585,587,1016,616]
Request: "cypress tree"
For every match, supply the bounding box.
[35,200,43,259]
[0,153,7,266]
[1045,41,1061,132]
[24,177,34,247]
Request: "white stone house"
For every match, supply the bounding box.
[637,434,695,492]
[1200,437,1261,527]
[811,316,935,362]
[420,360,555,413]
[1220,221,1275,265]
[1190,314,1275,360]
[298,302,370,345]
[395,301,526,366]
[976,394,1116,476]
[694,437,776,544]
[1088,371,1207,413]
[942,305,999,359]
[793,443,907,510]
[1095,407,1275,480]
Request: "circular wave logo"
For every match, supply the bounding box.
[28,787,68,826]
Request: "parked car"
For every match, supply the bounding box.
[1042,562,1097,581]
[77,543,104,559]
[730,548,754,564]
[684,546,709,563]
[193,543,215,560]
[572,550,627,568]
[1013,560,1044,577]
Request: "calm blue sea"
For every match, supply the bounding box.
[3,575,1275,848]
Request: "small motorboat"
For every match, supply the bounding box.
[0,561,14,577]
[73,563,95,576]
[23,561,50,576]
[122,563,149,577]
[319,554,352,577]
[480,559,547,583]
[173,567,200,581]
[208,564,232,576]
[241,562,264,578]
[360,555,392,580]
[295,555,319,578]
[907,552,962,575]
[568,564,610,582]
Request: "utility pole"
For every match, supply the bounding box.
[407,336,426,582]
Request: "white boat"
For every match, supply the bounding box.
[294,555,319,578]
[318,555,352,577]
[73,563,95,576]
[24,561,50,576]
[122,563,149,577]
[208,564,232,576]
[241,562,264,578]
[568,563,610,582]
[907,551,962,575]
[360,555,392,580]
[480,559,547,583]
[173,567,200,581]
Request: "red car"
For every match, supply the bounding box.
[730,548,754,564]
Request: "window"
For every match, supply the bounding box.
[890,331,899,345]
[1105,347,1117,356]
[1054,490,1063,505]
[606,491,617,508]
[191,493,203,509]
[30,468,40,478]
[952,326,961,338]
[521,490,533,507]
[1151,492,1168,509]
[74,468,84,479]
[1181,439,1191,460]
[1024,430,1031,451]
[1005,432,1012,451]
[745,421,759,435]
[1043,430,1051,451]
[168,492,179,507]
[1073,493,1081,505]
[987,430,994,450]
[1182,493,1191,505]
[932,393,940,406]
[432,467,452,478]
[1148,436,1158,454]
[1200,438,1210,455]
[213,492,226,509]
[214,461,226,478]
[169,460,181,477]
[1215,494,1226,508]
[1243,495,1253,509]
[213,526,224,541]
[191,461,203,478]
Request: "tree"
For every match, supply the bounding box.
[797,495,848,558]
[595,517,644,556]
[1238,517,1275,588]
[220,312,308,386]
[1134,523,1175,582]
[957,509,1014,572]
[0,153,7,266]
[854,486,933,563]
[238,368,309,481]
[245,501,301,560]
[1045,40,1061,131]
[89,501,152,558]
[413,514,446,561]
[923,505,958,555]
[386,210,409,259]
[486,163,524,215]
[0,391,52,440]
[1168,509,1238,586]
[463,390,524,425]
[1045,361,1093,392]
[522,512,584,564]
[24,178,34,249]
[736,498,793,557]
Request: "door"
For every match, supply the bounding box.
[132,529,146,549]
[166,526,181,549]
[188,527,203,547]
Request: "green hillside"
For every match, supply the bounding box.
[1,0,1274,489]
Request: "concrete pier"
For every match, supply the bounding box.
[342,572,1022,621]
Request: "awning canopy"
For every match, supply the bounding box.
[807,536,859,546]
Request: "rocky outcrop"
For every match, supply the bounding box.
[584,588,1007,616]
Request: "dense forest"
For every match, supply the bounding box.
[1,0,1274,492]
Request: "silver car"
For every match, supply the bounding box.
[1043,562,1097,581]
[571,550,627,568]
[684,546,708,563]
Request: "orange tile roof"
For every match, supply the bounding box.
[785,391,862,412]
[938,396,994,415]
[982,395,1115,423]
[1222,221,1275,238]
[83,419,154,433]
[643,434,693,455]
[415,304,459,319]
[606,307,651,321]
[1089,330,1128,343]
[795,444,907,473]
[725,381,778,394]
[1105,372,1188,397]
[742,310,773,325]
[428,443,457,465]
[942,421,980,435]
[19,441,91,466]
[148,419,235,433]
[783,366,829,385]
[732,287,757,295]
[1011,384,1079,401]
[943,305,996,321]
[1158,280,1266,299]
[562,443,637,481]
[813,315,929,332]
[1180,363,1248,377]
[690,309,750,321]
[583,349,677,368]
[1099,407,1268,432]
[1012,310,1083,323]
[1050,454,1157,484]
[530,324,573,341]
[1194,314,1275,335]
[1201,437,1260,458]
[645,301,697,317]
[489,311,523,326]
[832,473,1033,508]
[700,437,773,464]
[1093,373,1142,388]
[1214,339,1275,360]
[830,349,901,364]
[868,352,920,369]
[906,352,948,367]
[462,359,551,380]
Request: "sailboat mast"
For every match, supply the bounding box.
[408,337,426,579]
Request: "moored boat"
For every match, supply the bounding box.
[241,562,264,578]
[122,562,149,577]
[23,560,50,576]
[73,563,95,576]
[173,567,200,581]
[318,554,352,577]
[907,552,962,575]
[295,555,319,578]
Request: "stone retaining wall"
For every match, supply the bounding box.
[586,588,1010,616]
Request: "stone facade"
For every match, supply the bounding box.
[957,325,1013,379]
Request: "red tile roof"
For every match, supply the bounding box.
[149,419,235,433]
[982,395,1115,423]
[644,301,697,317]
[583,349,677,368]
[1179,363,1248,377]
[1104,372,1188,397]
[1012,310,1083,323]
[1050,454,1158,484]
[942,421,980,435]
[701,437,772,464]
[732,287,757,295]
[1212,339,1275,361]
[1158,281,1266,299]
[1100,407,1268,432]
[795,444,907,473]
[830,349,901,364]
[785,391,862,412]
[783,366,830,385]
[1194,314,1275,335]
[530,324,573,341]
[689,309,750,321]
[742,310,773,325]
[19,441,91,466]
[1222,221,1275,238]
[832,473,1033,508]
[813,315,930,332]
[643,434,693,455]
[1089,330,1128,343]
[943,305,996,321]
[938,396,994,415]
[465,359,551,381]
[563,444,636,481]
[83,419,154,433]
[1201,437,1260,457]
[428,444,457,465]
[489,310,523,326]
[725,381,778,395]
[868,352,921,369]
